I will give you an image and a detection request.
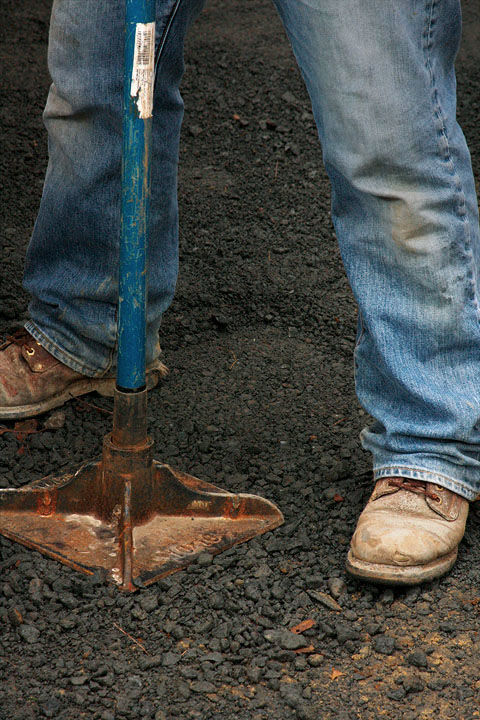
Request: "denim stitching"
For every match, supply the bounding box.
[106,307,118,378]
[352,310,365,384]
[422,0,478,315]
[154,0,182,74]
[374,464,476,499]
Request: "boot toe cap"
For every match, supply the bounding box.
[350,521,454,567]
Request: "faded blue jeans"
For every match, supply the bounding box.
[24,0,480,500]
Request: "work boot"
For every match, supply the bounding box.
[346,477,469,585]
[0,330,167,420]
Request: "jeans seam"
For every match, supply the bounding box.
[423,0,479,316]
[106,307,117,376]
[353,310,365,385]
[154,0,182,74]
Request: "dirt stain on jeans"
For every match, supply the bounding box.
[391,197,439,255]
[389,196,467,330]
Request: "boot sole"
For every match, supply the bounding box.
[0,363,167,420]
[345,547,458,586]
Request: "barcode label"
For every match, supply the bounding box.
[136,26,154,66]
[130,22,155,119]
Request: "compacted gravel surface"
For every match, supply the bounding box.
[1,1,480,719]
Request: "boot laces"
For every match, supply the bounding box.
[387,477,441,502]
[0,329,36,354]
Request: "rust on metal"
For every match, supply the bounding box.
[0,388,284,591]
[36,489,57,517]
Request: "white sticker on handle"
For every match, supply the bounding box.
[130,22,155,119]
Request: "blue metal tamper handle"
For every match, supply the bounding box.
[117,0,156,391]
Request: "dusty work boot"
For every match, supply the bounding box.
[0,330,167,420]
[346,477,469,585]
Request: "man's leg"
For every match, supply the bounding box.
[0,0,205,418]
[273,0,479,581]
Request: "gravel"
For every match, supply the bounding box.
[373,635,396,655]
[18,624,40,644]
[407,649,429,668]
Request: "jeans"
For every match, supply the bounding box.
[24,0,480,500]
[25,0,206,376]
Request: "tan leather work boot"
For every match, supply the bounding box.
[0,330,167,420]
[346,477,469,585]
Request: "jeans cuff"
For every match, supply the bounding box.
[373,465,477,501]
[24,320,112,378]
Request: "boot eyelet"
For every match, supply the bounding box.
[25,347,35,356]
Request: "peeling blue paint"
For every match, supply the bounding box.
[117,0,156,390]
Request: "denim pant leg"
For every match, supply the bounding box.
[23,0,205,377]
[274,0,480,499]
